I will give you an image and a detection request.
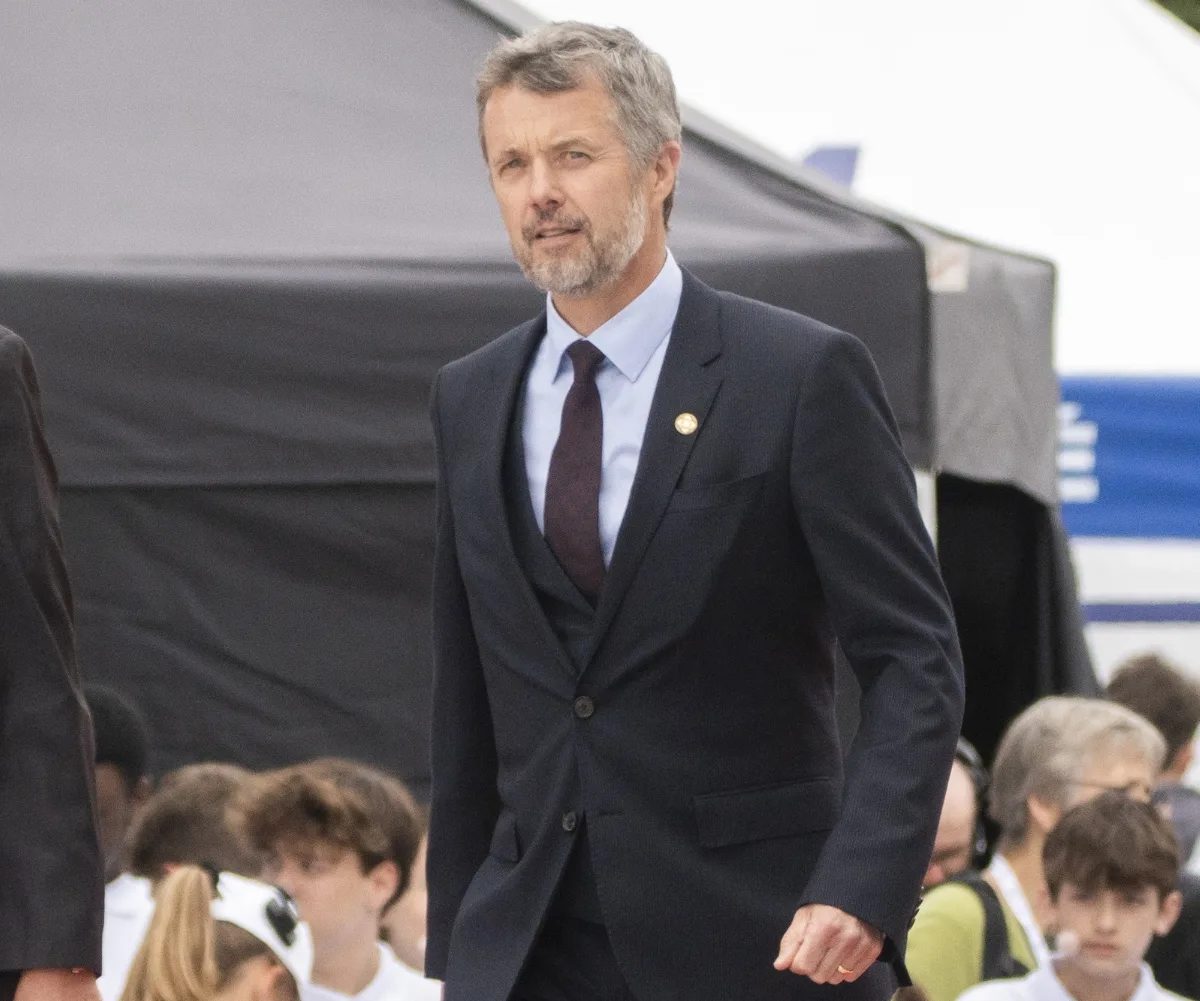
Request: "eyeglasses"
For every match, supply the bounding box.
[1072,778,1154,803]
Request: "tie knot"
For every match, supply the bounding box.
[566,339,606,384]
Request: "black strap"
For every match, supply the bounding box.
[949,872,1030,980]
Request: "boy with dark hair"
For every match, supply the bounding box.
[959,792,1185,1001]
[239,758,437,1001]
[83,684,154,1001]
[1106,653,1200,859]
[128,761,264,882]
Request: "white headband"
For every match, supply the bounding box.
[211,872,313,988]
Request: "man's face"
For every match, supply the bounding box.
[923,760,978,889]
[94,763,147,883]
[1052,883,1180,979]
[481,78,656,297]
[265,841,397,953]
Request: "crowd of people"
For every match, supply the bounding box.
[87,685,442,1001]
[909,653,1200,1001]
[87,649,1200,1001]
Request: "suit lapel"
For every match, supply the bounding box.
[481,313,580,681]
[586,271,724,663]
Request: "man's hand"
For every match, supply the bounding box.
[13,970,101,1001]
[774,904,884,984]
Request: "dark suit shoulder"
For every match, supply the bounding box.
[714,289,874,392]
[437,317,541,399]
[0,329,39,426]
[716,289,862,357]
[0,326,29,375]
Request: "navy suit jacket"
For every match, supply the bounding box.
[426,271,965,1001]
[0,329,104,985]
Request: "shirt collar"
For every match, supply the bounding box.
[544,249,683,383]
[1040,959,1159,1001]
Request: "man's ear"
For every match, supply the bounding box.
[368,859,401,916]
[1154,890,1183,936]
[652,142,682,200]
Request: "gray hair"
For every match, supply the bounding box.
[987,696,1166,846]
[476,22,682,222]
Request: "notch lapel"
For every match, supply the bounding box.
[586,271,724,663]
[480,313,580,682]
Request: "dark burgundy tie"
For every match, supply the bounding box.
[544,339,607,603]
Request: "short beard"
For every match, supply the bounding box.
[514,186,649,297]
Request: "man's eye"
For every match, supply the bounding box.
[565,151,589,161]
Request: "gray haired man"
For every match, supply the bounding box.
[427,22,964,1001]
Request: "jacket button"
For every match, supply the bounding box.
[573,696,595,719]
[561,811,578,832]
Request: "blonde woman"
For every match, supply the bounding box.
[121,867,312,1001]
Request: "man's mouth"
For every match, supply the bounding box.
[534,227,581,241]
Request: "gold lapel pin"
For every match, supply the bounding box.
[674,412,699,435]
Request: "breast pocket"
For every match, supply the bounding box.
[666,471,770,514]
[692,777,838,848]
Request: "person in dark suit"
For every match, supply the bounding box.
[426,23,965,1001]
[0,328,105,1001]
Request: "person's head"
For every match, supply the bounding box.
[239,758,422,956]
[129,763,264,884]
[988,697,1165,853]
[476,22,682,299]
[121,865,311,1001]
[1106,653,1200,783]
[1044,792,1182,982]
[924,750,982,889]
[85,683,153,882]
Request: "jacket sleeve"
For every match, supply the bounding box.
[424,369,502,980]
[0,331,105,974]
[788,331,965,955]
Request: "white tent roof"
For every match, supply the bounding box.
[522,0,1200,375]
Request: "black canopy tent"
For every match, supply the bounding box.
[0,0,1085,786]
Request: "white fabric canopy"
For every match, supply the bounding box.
[523,0,1200,375]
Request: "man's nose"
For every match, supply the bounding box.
[922,863,944,890]
[527,159,562,211]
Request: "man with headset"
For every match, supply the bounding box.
[923,739,989,890]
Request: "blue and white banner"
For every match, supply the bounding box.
[1059,378,1200,681]
[1060,377,1200,540]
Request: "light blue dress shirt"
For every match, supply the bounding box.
[522,250,684,567]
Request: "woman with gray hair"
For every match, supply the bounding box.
[906,697,1165,1001]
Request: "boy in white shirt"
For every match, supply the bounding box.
[240,758,439,1001]
[959,792,1185,1001]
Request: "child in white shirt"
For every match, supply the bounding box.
[240,758,439,1001]
[959,792,1185,1001]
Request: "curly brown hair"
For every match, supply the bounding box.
[238,757,422,907]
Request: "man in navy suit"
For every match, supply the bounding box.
[426,23,965,1001]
